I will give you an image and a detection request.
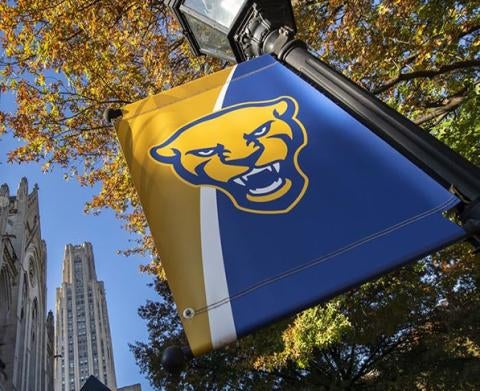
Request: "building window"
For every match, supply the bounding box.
[28,258,36,287]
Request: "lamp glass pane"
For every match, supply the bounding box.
[184,0,247,28]
[184,13,234,60]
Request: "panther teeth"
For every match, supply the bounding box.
[234,162,281,190]
[234,178,245,186]
[242,166,267,181]
[249,178,283,195]
[240,163,280,181]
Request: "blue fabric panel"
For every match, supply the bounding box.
[229,212,463,337]
[216,55,465,338]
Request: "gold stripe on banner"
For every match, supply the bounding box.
[115,67,233,355]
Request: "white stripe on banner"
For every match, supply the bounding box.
[200,66,238,349]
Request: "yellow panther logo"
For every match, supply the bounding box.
[150,96,309,214]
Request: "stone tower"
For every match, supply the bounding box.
[54,242,117,390]
[0,178,54,391]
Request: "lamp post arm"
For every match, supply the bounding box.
[263,36,480,232]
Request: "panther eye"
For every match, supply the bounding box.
[251,121,272,137]
[189,147,217,157]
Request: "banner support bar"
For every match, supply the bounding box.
[161,345,193,374]
[104,108,123,124]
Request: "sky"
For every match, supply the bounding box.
[0,94,156,389]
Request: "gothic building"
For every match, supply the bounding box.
[0,178,54,391]
[55,242,117,391]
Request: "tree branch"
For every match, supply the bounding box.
[373,59,480,94]
[414,95,467,125]
[458,24,480,40]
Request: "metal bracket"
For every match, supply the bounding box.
[103,108,123,124]
[263,25,295,56]
[460,197,480,252]
[234,5,272,60]
[161,345,193,374]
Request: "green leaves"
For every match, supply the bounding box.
[272,302,352,369]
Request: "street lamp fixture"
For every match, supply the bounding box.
[167,0,296,62]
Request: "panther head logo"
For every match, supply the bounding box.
[150,96,309,214]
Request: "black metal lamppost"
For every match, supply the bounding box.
[154,0,480,373]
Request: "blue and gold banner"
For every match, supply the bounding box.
[115,55,465,356]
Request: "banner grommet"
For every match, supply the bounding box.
[182,308,195,319]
